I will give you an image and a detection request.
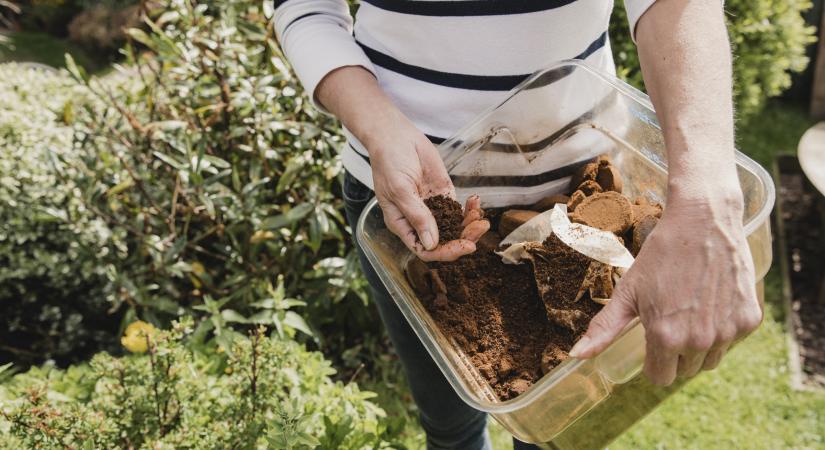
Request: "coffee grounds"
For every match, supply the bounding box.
[421,243,583,400]
[425,195,464,243]
[530,235,600,334]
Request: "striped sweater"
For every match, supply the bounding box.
[274,0,656,189]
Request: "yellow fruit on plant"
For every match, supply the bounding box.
[121,321,157,353]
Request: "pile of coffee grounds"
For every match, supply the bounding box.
[530,235,599,334]
[424,195,464,243]
[421,242,581,400]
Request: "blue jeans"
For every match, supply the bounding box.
[342,171,540,450]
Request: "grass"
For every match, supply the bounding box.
[367,101,825,449]
[0,30,104,72]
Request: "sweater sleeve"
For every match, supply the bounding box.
[623,0,658,43]
[273,0,377,110]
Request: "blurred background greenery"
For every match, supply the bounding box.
[0,0,823,448]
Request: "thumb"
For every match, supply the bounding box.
[569,283,637,359]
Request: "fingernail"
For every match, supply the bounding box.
[421,230,436,250]
[569,336,591,358]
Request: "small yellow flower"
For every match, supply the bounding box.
[189,261,205,288]
[121,321,157,353]
[224,367,233,374]
[191,261,206,276]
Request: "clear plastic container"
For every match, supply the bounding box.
[355,60,775,449]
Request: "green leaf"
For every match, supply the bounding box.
[153,151,187,170]
[221,309,248,323]
[125,28,155,48]
[276,156,304,194]
[261,203,313,229]
[106,179,135,197]
[283,311,313,337]
[64,54,87,83]
[202,154,231,169]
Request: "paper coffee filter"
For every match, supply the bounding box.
[496,203,635,268]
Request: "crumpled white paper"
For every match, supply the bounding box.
[496,203,634,268]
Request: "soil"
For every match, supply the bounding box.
[778,163,825,387]
[425,195,464,243]
[410,155,663,400]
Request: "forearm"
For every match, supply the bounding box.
[316,66,413,155]
[636,0,741,206]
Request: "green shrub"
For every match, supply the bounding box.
[0,63,120,366]
[610,0,817,117]
[0,319,403,449]
[61,0,373,352]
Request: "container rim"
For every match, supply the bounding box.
[437,59,775,236]
[354,59,775,413]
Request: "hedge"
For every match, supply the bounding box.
[0,63,119,366]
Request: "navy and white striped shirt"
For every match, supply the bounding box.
[274,0,656,189]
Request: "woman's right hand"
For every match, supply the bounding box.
[368,116,489,261]
[316,66,488,261]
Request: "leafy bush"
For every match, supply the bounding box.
[0,319,403,449]
[0,63,120,366]
[61,0,373,353]
[610,0,817,117]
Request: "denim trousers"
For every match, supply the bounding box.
[342,171,539,450]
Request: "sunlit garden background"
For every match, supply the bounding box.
[1,0,824,448]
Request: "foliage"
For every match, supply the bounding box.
[61,0,372,353]
[0,63,120,366]
[0,319,404,449]
[610,0,817,117]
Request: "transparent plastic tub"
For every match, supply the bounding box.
[356,61,775,449]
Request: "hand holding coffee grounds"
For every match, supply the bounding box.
[424,195,464,244]
[405,156,662,401]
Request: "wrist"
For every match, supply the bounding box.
[666,177,744,219]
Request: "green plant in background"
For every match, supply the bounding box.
[0,63,121,367]
[59,0,374,354]
[610,0,817,117]
[0,319,403,449]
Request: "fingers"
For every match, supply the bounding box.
[645,338,679,386]
[381,200,424,253]
[393,190,439,250]
[462,195,483,227]
[569,283,637,359]
[677,351,707,378]
[462,209,483,227]
[419,240,477,262]
[702,342,730,371]
[461,219,490,242]
[416,139,456,198]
